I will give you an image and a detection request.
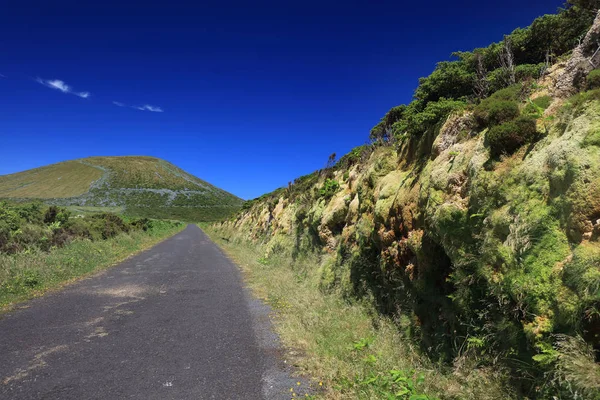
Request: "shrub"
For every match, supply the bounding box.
[486,116,538,157]
[474,99,520,128]
[90,213,130,240]
[0,201,180,256]
[515,63,546,81]
[383,105,406,127]
[43,206,59,224]
[0,220,10,252]
[64,218,93,240]
[370,105,408,143]
[587,69,600,90]
[414,61,474,104]
[489,84,525,101]
[130,218,153,231]
[399,98,467,137]
[486,67,509,94]
[369,121,386,143]
[0,206,20,231]
[14,203,43,224]
[319,179,340,200]
[335,145,373,170]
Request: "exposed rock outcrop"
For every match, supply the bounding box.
[555,11,600,97]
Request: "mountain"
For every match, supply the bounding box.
[0,156,243,221]
[212,5,600,399]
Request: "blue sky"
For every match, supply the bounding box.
[0,0,564,199]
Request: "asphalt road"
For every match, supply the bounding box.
[0,225,307,399]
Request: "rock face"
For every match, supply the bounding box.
[555,11,600,97]
[431,111,475,157]
[215,48,600,396]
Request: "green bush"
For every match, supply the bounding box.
[63,218,93,240]
[414,61,474,104]
[587,69,600,90]
[397,98,467,138]
[515,63,546,81]
[319,179,340,200]
[486,116,538,157]
[90,213,130,240]
[369,121,386,143]
[14,203,43,224]
[335,145,373,170]
[488,84,524,102]
[486,67,509,94]
[43,206,59,224]
[474,99,520,128]
[0,202,180,255]
[130,218,153,231]
[370,106,407,143]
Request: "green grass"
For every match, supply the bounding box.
[202,224,513,400]
[0,161,103,198]
[83,156,221,191]
[66,205,125,215]
[65,204,235,222]
[126,205,239,222]
[0,220,184,309]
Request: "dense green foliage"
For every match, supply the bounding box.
[474,99,520,128]
[486,115,539,157]
[370,0,596,146]
[588,69,600,90]
[0,201,180,255]
[319,179,340,200]
[0,200,184,307]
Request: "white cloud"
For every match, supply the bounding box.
[0,73,6,78]
[134,104,164,113]
[113,101,164,113]
[36,78,91,98]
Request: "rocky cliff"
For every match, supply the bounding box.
[215,10,600,398]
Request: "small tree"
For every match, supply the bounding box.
[499,37,516,86]
[326,153,337,169]
[44,206,58,224]
[474,54,490,99]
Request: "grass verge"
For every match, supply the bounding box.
[202,224,513,400]
[0,221,185,310]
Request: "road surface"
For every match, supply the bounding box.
[0,225,306,399]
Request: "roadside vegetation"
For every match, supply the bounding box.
[203,224,510,399]
[0,201,184,308]
[211,2,600,398]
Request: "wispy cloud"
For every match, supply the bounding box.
[36,78,90,98]
[0,73,6,78]
[134,104,164,113]
[112,101,164,113]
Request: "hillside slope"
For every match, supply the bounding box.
[0,156,242,221]
[213,5,600,399]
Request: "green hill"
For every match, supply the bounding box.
[0,156,242,221]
